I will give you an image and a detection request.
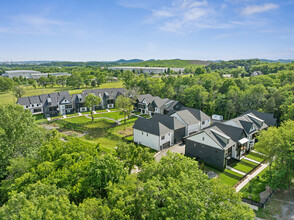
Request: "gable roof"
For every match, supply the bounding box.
[152,113,185,130]
[211,122,245,143]
[133,117,172,136]
[168,107,210,122]
[224,116,256,135]
[137,94,153,102]
[153,98,170,108]
[172,109,199,125]
[242,111,276,127]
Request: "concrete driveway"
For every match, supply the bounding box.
[155,143,185,161]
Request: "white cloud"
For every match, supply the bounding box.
[150,0,217,32]
[241,3,279,15]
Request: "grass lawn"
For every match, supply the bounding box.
[230,160,257,173]
[208,167,244,187]
[95,111,124,120]
[78,136,118,154]
[111,122,135,138]
[81,110,107,115]
[240,166,269,202]
[64,116,92,124]
[84,119,115,129]
[246,151,266,163]
[0,81,123,105]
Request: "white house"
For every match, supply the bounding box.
[133,117,172,151]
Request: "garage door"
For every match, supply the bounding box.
[162,141,170,150]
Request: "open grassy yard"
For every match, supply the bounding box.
[64,116,92,124]
[96,111,124,120]
[111,122,135,138]
[208,166,244,187]
[230,160,258,173]
[0,81,123,105]
[246,152,266,163]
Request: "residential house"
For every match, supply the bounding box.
[152,113,186,145]
[18,91,74,117]
[251,71,263,77]
[185,122,249,169]
[74,88,125,112]
[136,94,184,116]
[169,107,211,136]
[133,117,172,151]
[185,111,276,169]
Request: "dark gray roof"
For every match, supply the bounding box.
[152,113,185,130]
[133,117,172,136]
[83,88,125,101]
[224,116,255,135]
[164,100,180,111]
[211,122,245,143]
[242,111,276,127]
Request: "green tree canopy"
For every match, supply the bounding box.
[85,93,101,122]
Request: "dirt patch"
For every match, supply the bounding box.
[60,130,84,137]
[40,123,59,130]
[257,189,294,219]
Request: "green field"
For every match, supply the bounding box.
[0,81,123,105]
[64,116,92,124]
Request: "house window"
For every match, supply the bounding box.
[215,151,218,154]
[202,137,205,141]
[161,135,165,140]
[194,143,196,147]
[168,133,170,136]
[147,133,148,136]
[142,132,144,135]
[26,105,28,108]
[202,121,205,125]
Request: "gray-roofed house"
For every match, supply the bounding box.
[169,108,211,136]
[152,113,186,144]
[133,117,172,151]
[18,91,74,117]
[185,122,248,169]
[79,88,125,111]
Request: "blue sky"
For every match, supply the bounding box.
[0,0,293,61]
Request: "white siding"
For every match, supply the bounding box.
[159,132,172,147]
[200,119,211,129]
[188,123,199,135]
[133,129,172,151]
[133,129,160,151]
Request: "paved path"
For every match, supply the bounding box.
[252,150,267,157]
[155,143,185,162]
[244,157,260,164]
[226,166,247,175]
[235,162,269,192]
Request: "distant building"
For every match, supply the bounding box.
[251,71,263,77]
[3,70,71,79]
[108,66,185,74]
[222,74,232,78]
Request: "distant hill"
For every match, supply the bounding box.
[123,59,212,68]
[114,59,144,63]
[260,59,294,63]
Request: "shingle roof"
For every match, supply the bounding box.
[153,98,170,108]
[133,117,172,136]
[164,100,180,111]
[168,107,210,122]
[242,111,276,127]
[172,109,199,125]
[211,122,245,142]
[137,94,152,102]
[224,116,255,135]
[152,113,185,130]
